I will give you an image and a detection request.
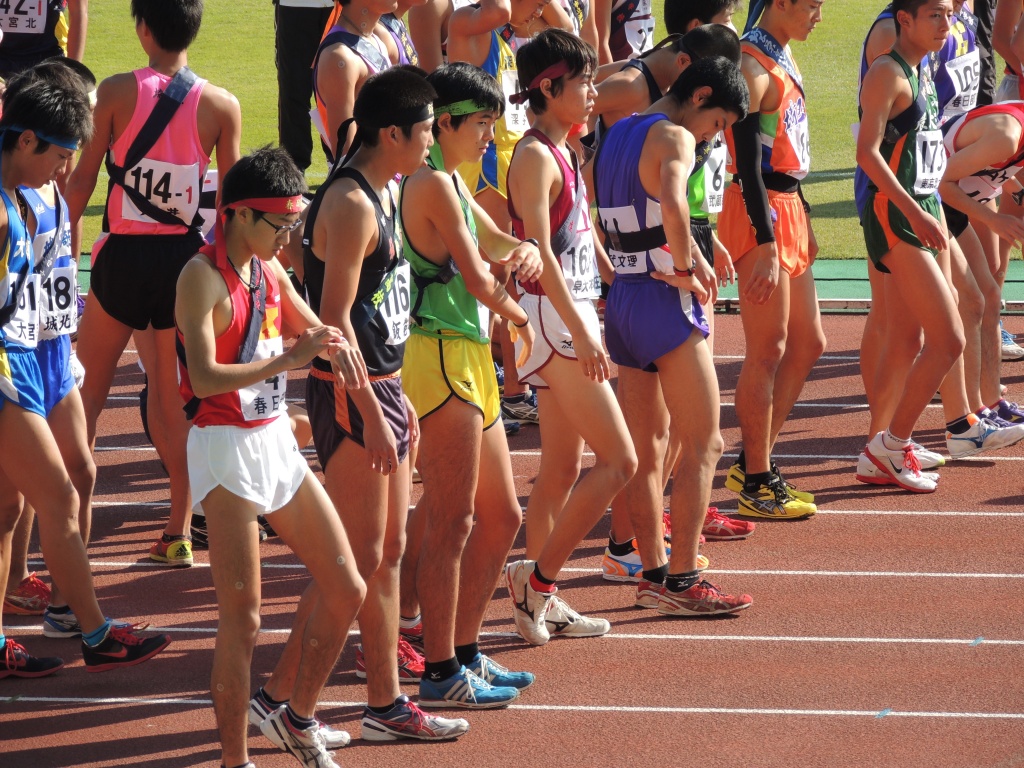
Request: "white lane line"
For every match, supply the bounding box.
[2,695,1021,720]
[11,624,1021,647]
[36,559,1024,579]
[714,354,861,361]
[508,450,1024,462]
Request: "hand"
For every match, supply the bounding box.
[507,317,535,369]
[363,414,399,476]
[740,242,780,305]
[983,211,1024,247]
[329,337,369,390]
[712,240,736,287]
[649,269,710,305]
[573,330,611,383]
[907,207,948,253]
[287,325,344,367]
[499,241,543,283]
[693,255,718,306]
[404,395,420,456]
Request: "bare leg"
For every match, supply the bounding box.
[958,225,1003,407]
[6,505,32,586]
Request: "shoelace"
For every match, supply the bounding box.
[3,639,27,668]
[901,445,924,477]
[20,573,50,598]
[397,637,422,664]
[766,475,791,505]
[107,623,151,646]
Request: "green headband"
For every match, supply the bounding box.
[435,99,492,117]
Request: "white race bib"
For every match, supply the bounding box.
[787,101,811,178]
[701,144,728,214]
[381,261,411,346]
[624,0,654,55]
[599,204,672,275]
[0,0,46,34]
[945,49,981,115]
[501,70,529,135]
[914,129,946,195]
[121,157,202,225]
[39,266,78,340]
[240,335,287,422]
[5,273,40,347]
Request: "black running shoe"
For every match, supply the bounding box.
[0,639,64,679]
[190,514,209,549]
[257,515,276,538]
[82,624,171,673]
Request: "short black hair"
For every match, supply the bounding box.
[43,56,97,90]
[515,28,597,116]
[667,55,749,119]
[892,0,933,35]
[221,146,308,210]
[664,0,741,34]
[427,62,504,134]
[353,68,437,148]
[678,23,741,65]
[131,0,202,53]
[0,63,93,154]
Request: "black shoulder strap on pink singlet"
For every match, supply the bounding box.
[104,67,204,233]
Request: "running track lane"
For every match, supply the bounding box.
[1,314,1023,768]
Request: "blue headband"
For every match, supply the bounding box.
[744,0,767,34]
[1,125,80,151]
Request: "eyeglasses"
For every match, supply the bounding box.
[255,212,303,235]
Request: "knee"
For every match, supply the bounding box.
[67,454,97,496]
[601,449,638,490]
[354,544,385,581]
[981,282,1003,320]
[748,335,787,371]
[220,605,262,647]
[540,456,583,492]
[426,509,475,545]
[380,528,406,571]
[958,284,985,327]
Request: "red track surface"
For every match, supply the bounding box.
[3,313,1024,768]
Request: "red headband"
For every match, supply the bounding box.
[509,61,574,105]
[223,196,304,214]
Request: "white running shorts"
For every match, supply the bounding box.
[514,292,601,388]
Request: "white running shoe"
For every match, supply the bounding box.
[909,441,945,469]
[946,417,1024,458]
[544,595,611,639]
[260,706,339,768]
[1001,327,1024,361]
[505,559,553,646]
[865,433,938,493]
[855,451,939,486]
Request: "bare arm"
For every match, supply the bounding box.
[996,0,1023,71]
[592,0,614,64]
[593,69,647,120]
[208,86,242,208]
[317,46,364,160]
[65,76,119,224]
[468,194,544,283]
[66,0,88,62]
[447,0,511,65]
[408,0,451,72]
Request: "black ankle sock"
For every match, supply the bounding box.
[259,686,287,709]
[608,536,636,556]
[367,700,397,715]
[665,570,701,593]
[454,642,480,666]
[47,604,71,615]
[736,450,746,470]
[424,656,461,682]
[946,415,973,435]
[285,706,315,730]
[503,393,527,404]
[532,564,555,585]
[641,564,669,585]
[743,471,773,494]
[161,533,189,543]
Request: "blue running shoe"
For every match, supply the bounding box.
[947,416,1024,458]
[43,608,131,639]
[995,399,1024,424]
[418,666,519,709]
[466,653,535,690]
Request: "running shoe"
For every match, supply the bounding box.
[260,705,340,768]
[503,416,521,436]
[3,573,51,615]
[81,624,171,673]
[855,450,939,487]
[248,690,351,749]
[994,399,1024,424]
[910,441,945,469]
[257,515,277,538]
[657,579,753,617]
[946,417,1024,458]
[1001,326,1024,361]
[418,666,519,709]
[501,392,539,424]
[494,362,505,392]
[466,652,535,689]
[726,462,814,503]
[737,475,816,519]
[505,559,553,645]
[361,694,470,741]
[69,350,86,388]
[149,535,194,567]
[864,433,937,493]
[355,638,424,682]
[701,507,756,541]
[43,609,134,639]
[544,594,611,638]
[602,544,706,581]
[190,515,209,549]
[663,511,708,545]
[635,580,662,609]
[399,617,423,652]
[0,639,63,679]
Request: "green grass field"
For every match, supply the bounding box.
[75,1,951,260]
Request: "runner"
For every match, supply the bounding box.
[66,0,242,566]
[717,0,825,518]
[399,61,544,698]
[0,58,170,680]
[503,29,637,645]
[175,146,368,768]
[592,56,753,616]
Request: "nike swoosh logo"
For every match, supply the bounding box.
[96,646,129,658]
[884,455,904,475]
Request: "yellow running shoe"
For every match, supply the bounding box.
[737,476,816,520]
[725,462,815,504]
[149,535,194,567]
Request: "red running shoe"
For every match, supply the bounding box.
[701,507,756,541]
[657,579,752,616]
[399,618,424,651]
[3,573,51,615]
[356,637,424,682]
[0,639,63,679]
[82,624,171,673]
[662,511,707,545]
